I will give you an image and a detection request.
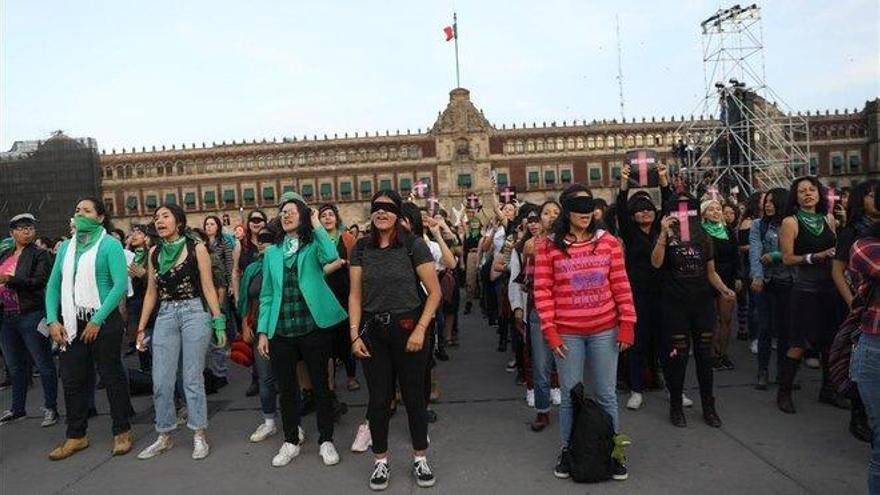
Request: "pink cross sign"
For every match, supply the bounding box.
[466,193,480,209]
[413,180,430,199]
[428,196,440,216]
[625,149,658,187]
[674,201,699,242]
[500,186,517,203]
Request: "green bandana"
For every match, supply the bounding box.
[157,236,187,275]
[132,247,147,266]
[795,209,825,237]
[702,221,729,240]
[74,215,104,254]
[282,235,300,269]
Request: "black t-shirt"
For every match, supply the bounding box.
[835,217,874,264]
[325,237,350,306]
[661,240,715,300]
[710,230,739,287]
[351,236,434,314]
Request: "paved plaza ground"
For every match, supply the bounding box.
[0,310,870,494]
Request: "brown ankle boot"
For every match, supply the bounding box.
[49,437,90,461]
[530,412,550,432]
[112,431,133,456]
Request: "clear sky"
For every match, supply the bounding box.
[2,0,878,151]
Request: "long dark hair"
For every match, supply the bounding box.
[760,187,788,240]
[368,190,407,248]
[845,180,879,228]
[276,199,314,246]
[551,183,595,254]
[784,176,828,217]
[155,203,188,236]
[514,203,540,253]
[77,196,114,232]
[744,192,764,221]
[203,215,224,243]
[401,202,425,237]
[242,209,267,254]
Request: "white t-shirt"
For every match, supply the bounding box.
[426,239,445,272]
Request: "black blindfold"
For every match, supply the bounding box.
[371,202,401,216]
[563,196,595,214]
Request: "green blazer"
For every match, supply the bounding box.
[257,226,347,339]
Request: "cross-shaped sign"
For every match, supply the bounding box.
[633,150,655,187]
[428,196,440,216]
[500,186,517,203]
[466,193,480,209]
[413,180,430,199]
[673,201,699,243]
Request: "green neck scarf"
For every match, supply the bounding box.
[132,246,147,266]
[796,209,825,237]
[702,221,729,240]
[157,236,186,275]
[282,235,300,269]
[74,215,105,254]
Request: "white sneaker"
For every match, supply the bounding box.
[250,421,277,443]
[682,394,694,408]
[550,388,562,406]
[319,441,340,466]
[750,339,759,355]
[351,422,372,453]
[526,389,535,408]
[626,392,643,410]
[41,408,59,427]
[137,434,173,460]
[666,392,694,408]
[192,433,210,460]
[272,442,301,467]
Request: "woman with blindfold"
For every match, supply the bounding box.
[616,162,674,412]
[652,194,735,429]
[233,209,268,398]
[534,184,636,481]
[349,191,442,491]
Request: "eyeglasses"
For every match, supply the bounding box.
[280,210,298,218]
[13,225,35,232]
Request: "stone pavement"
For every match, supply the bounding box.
[0,310,870,494]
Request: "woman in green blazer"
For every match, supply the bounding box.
[256,193,347,469]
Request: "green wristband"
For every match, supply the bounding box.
[770,251,783,263]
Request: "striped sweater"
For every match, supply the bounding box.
[534,230,637,349]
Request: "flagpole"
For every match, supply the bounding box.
[453,12,460,88]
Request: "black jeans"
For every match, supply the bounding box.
[660,295,716,408]
[270,330,334,444]
[758,280,791,374]
[362,313,430,454]
[629,290,662,393]
[59,312,132,438]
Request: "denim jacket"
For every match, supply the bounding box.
[749,218,793,284]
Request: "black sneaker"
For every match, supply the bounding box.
[720,355,735,371]
[245,381,259,397]
[369,461,389,491]
[553,449,571,479]
[0,410,26,425]
[413,457,436,488]
[434,349,450,362]
[612,458,629,481]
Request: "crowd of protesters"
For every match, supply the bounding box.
[0,170,877,492]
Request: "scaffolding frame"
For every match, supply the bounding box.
[674,3,810,197]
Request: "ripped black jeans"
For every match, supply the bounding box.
[660,294,717,409]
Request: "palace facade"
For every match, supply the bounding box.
[94,89,879,228]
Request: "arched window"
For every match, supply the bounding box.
[546,139,555,151]
[656,134,663,146]
[556,137,564,150]
[380,147,388,159]
[587,136,595,149]
[576,137,584,149]
[615,135,624,148]
[536,139,545,152]
[596,136,605,149]
[645,134,655,146]
[626,135,635,147]
[526,140,535,152]
[566,137,575,150]
[515,141,524,153]
[635,135,644,146]
[337,150,347,162]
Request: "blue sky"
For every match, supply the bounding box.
[2,0,877,151]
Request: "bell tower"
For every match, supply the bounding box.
[431,88,494,200]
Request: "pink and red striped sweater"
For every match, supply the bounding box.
[534,230,637,349]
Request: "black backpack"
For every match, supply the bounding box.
[568,382,615,483]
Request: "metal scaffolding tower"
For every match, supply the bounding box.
[673,3,810,197]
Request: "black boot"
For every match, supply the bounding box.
[777,357,798,414]
[850,395,873,443]
[702,397,722,428]
[669,404,687,428]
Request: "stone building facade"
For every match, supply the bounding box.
[98,89,879,229]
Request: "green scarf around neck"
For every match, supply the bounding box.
[702,221,729,240]
[74,215,105,254]
[282,235,300,269]
[157,236,187,275]
[132,247,148,266]
[795,209,825,237]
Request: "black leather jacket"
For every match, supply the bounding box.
[0,243,51,315]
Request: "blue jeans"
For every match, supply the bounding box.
[852,333,880,495]
[151,299,212,432]
[554,329,620,449]
[0,311,57,413]
[528,310,553,413]
[253,340,277,418]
